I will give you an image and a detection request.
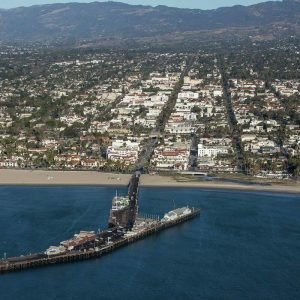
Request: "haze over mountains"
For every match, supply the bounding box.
[0,0,299,43]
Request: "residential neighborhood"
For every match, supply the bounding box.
[0,42,299,179]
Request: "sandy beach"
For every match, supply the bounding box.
[0,169,131,186]
[0,169,299,194]
[140,174,300,194]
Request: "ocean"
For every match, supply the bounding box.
[0,186,299,300]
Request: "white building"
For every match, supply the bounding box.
[198,143,229,158]
[0,160,19,168]
[107,140,140,163]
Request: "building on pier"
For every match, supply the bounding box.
[108,173,140,229]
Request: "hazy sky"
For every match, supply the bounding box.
[0,0,278,10]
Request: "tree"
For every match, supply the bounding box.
[63,123,82,138]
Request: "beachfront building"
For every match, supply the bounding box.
[0,159,19,168]
[198,143,229,158]
[151,139,191,171]
[197,138,233,158]
[107,140,140,164]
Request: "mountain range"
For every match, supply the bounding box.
[0,0,300,44]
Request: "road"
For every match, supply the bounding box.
[221,69,247,174]
[135,55,196,172]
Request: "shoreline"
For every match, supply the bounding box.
[0,169,299,194]
[140,175,300,195]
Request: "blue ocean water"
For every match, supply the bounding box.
[0,186,299,300]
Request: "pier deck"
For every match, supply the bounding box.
[0,208,200,274]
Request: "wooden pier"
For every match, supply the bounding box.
[0,208,200,274]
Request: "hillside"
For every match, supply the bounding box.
[0,0,299,42]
